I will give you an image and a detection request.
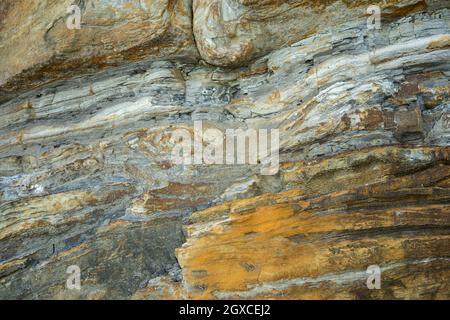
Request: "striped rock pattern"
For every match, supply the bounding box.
[0,0,449,299]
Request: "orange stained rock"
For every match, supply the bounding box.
[176,147,450,299]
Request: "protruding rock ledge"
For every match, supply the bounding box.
[0,0,198,101]
[175,146,450,299]
[1,0,446,101]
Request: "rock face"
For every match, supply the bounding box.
[0,0,198,102]
[0,0,449,299]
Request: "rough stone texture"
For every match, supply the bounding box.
[0,0,449,299]
[0,0,198,102]
[193,0,433,66]
[177,147,450,299]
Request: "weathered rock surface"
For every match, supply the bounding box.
[0,0,449,299]
[177,146,450,299]
[193,0,435,66]
[0,0,198,102]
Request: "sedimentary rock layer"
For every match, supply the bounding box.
[0,0,198,101]
[0,0,449,299]
[177,146,450,299]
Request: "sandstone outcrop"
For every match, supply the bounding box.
[0,0,449,299]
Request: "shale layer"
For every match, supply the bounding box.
[0,0,449,299]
